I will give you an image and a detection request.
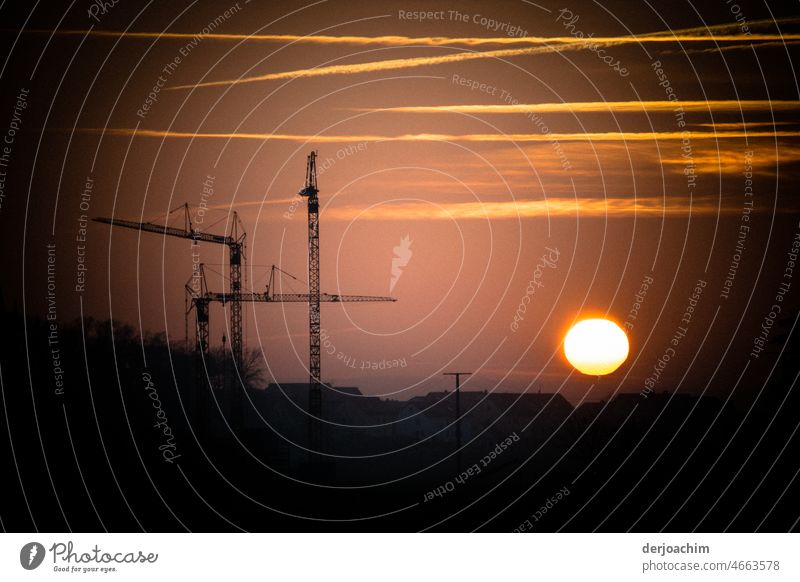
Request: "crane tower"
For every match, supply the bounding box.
[298,151,322,452]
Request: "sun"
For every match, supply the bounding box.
[564,318,629,376]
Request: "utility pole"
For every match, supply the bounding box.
[444,372,471,474]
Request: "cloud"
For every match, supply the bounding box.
[691,122,799,129]
[659,142,800,175]
[322,196,742,221]
[360,100,800,115]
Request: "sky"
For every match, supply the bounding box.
[1,0,799,404]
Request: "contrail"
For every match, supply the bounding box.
[160,17,800,90]
[16,18,795,91]
[76,127,800,143]
[167,43,598,89]
[168,35,799,90]
[19,27,800,47]
[662,40,800,54]
[637,16,800,37]
[357,100,800,115]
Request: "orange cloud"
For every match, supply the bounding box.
[322,196,741,221]
[659,143,800,175]
[691,122,799,129]
[368,100,800,114]
[364,100,800,115]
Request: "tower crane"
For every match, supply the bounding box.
[185,264,395,357]
[296,151,395,457]
[185,264,395,427]
[94,203,246,365]
[94,151,397,453]
[298,151,323,452]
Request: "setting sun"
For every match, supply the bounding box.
[564,318,630,376]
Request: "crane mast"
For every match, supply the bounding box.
[94,204,245,369]
[184,264,395,429]
[298,151,322,452]
[186,263,211,356]
[95,153,397,452]
[227,220,244,371]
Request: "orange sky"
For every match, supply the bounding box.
[4,1,800,403]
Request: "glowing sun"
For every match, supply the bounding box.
[564,318,629,376]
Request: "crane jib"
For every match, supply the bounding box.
[91,152,396,450]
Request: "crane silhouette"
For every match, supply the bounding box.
[94,151,396,456]
[185,263,394,429]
